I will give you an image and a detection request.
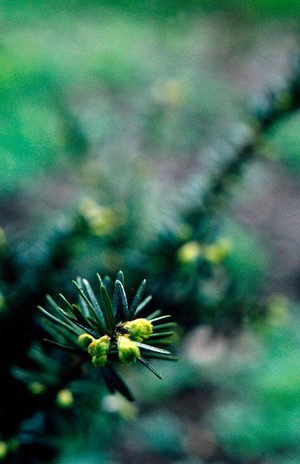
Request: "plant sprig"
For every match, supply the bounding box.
[38,271,178,401]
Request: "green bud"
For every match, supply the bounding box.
[56,389,74,409]
[78,198,120,236]
[89,336,110,367]
[117,335,140,364]
[177,241,202,264]
[204,237,232,264]
[78,333,95,348]
[124,318,153,342]
[94,335,111,355]
[88,341,96,356]
[0,441,8,460]
[92,354,107,367]
[28,381,47,395]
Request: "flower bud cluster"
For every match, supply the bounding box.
[78,318,153,367]
[123,318,153,342]
[78,334,111,367]
[177,237,232,265]
[78,198,120,237]
[117,335,141,364]
[117,318,153,363]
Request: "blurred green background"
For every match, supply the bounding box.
[1,1,300,463]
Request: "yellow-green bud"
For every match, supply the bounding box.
[177,241,202,264]
[124,318,153,342]
[78,333,95,348]
[56,389,74,409]
[117,335,140,364]
[95,335,110,354]
[92,354,107,367]
[28,381,47,395]
[204,238,232,264]
[88,341,96,356]
[78,198,120,236]
[0,441,8,460]
[89,336,110,367]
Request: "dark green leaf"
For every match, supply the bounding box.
[113,279,129,321]
[62,313,99,338]
[135,295,152,315]
[148,338,176,346]
[73,280,107,332]
[86,316,101,333]
[102,275,112,296]
[37,306,79,337]
[100,284,115,331]
[12,367,57,386]
[101,364,135,402]
[129,279,146,319]
[73,280,96,314]
[135,342,172,355]
[150,315,171,323]
[43,339,81,353]
[46,296,99,337]
[145,309,162,320]
[76,278,90,319]
[137,357,162,379]
[46,295,64,312]
[149,331,175,339]
[152,322,177,330]
[71,304,89,326]
[139,352,179,361]
[58,293,74,313]
[27,345,58,372]
[117,270,125,285]
[45,322,79,347]
[82,278,107,328]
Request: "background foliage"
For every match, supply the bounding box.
[1,1,300,463]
